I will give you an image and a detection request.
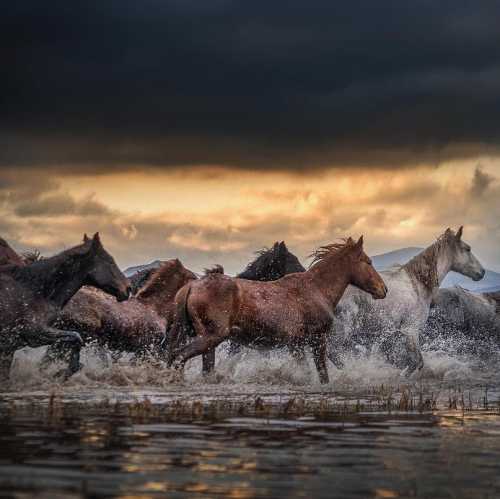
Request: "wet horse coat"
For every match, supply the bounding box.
[168,237,387,384]
[331,227,485,374]
[0,234,130,381]
[54,259,197,354]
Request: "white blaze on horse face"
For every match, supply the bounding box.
[450,240,485,282]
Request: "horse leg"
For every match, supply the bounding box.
[288,343,307,367]
[173,333,228,371]
[0,352,14,383]
[311,333,329,384]
[202,348,216,375]
[36,327,83,379]
[401,335,424,377]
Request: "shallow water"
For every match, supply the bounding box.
[1,344,500,498]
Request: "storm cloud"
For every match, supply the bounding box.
[2,1,500,170]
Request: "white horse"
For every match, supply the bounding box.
[330,227,485,375]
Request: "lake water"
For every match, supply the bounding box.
[0,344,499,498]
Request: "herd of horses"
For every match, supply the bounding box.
[0,226,497,386]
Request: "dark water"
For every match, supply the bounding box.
[1,395,500,499]
[1,344,500,498]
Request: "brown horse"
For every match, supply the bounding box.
[53,258,197,353]
[0,233,131,381]
[168,237,387,384]
[0,238,25,271]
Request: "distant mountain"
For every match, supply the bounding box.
[372,247,500,293]
[123,260,164,278]
[124,248,500,293]
[372,247,422,270]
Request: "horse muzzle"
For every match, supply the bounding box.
[372,283,388,300]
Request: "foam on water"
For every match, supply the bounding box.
[5,334,499,411]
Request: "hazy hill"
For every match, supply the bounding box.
[124,247,500,293]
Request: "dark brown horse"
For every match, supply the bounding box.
[53,258,197,353]
[168,237,387,384]
[0,233,131,381]
[0,238,25,271]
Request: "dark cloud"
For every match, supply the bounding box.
[13,193,112,218]
[2,1,500,170]
[470,165,496,198]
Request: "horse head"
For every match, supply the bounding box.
[82,233,131,301]
[278,241,306,274]
[348,236,387,300]
[444,226,485,282]
[238,241,304,281]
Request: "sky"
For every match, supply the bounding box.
[1,1,500,273]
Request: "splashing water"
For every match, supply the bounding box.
[2,333,500,498]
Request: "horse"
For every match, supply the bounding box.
[237,241,305,280]
[424,286,500,355]
[0,233,131,381]
[52,258,198,354]
[331,227,485,375]
[167,236,387,384]
[0,237,25,271]
[176,240,306,368]
[53,242,304,360]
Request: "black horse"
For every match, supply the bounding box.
[237,241,305,280]
[0,233,131,382]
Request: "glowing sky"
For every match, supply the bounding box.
[2,2,500,272]
[1,161,499,273]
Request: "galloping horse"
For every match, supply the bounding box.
[168,237,387,384]
[0,233,131,381]
[54,258,197,353]
[54,242,303,358]
[425,286,500,353]
[331,227,485,375]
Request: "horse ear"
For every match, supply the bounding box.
[90,232,102,251]
[83,233,90,243]
[456,226,463,241]
[354,236,364,254]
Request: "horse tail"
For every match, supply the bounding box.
[166,283,194,365]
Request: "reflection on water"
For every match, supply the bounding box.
[0,344,500,498]
[0,394,499,499]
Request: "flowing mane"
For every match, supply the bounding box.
[308,238,356,269]
[137,259,196,299]
[204,264,224,276]
[237,241,305,281]
[403,232,451,291]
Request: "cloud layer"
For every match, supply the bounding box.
[1,164,499,273]
[2,1,500,169]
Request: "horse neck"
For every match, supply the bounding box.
[404,239,452,295]
[136,272,192,314]
[307,253,351,307]
[17,251,89,308]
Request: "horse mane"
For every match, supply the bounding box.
[403,232,451,291]
[238,246,273,275]
[204,264,224,276]
[137,259,197,298]
[308,238,356,269]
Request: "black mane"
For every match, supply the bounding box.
[237,241,305,281]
